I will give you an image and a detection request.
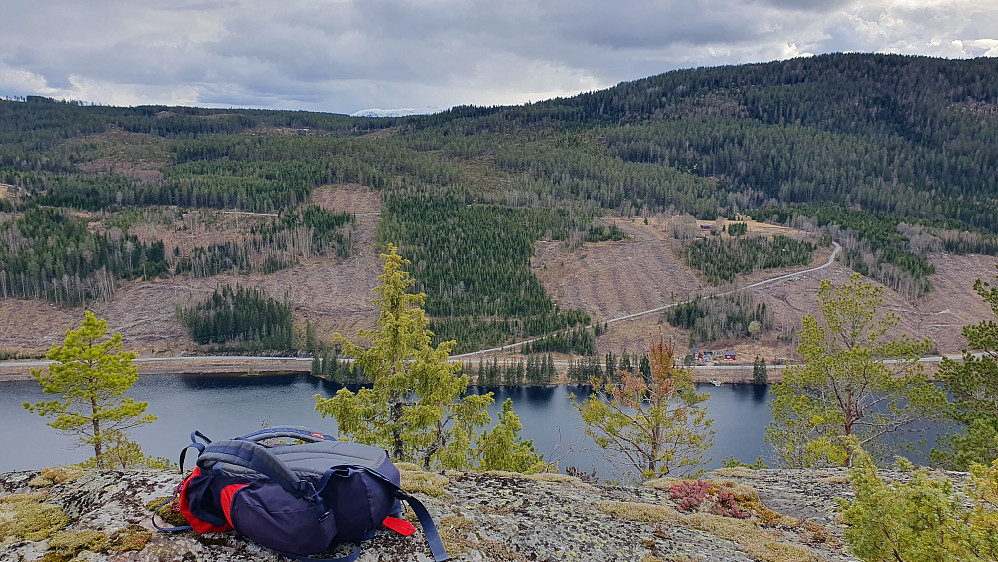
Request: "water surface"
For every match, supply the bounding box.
[0,374,939,478]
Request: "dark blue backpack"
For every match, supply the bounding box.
[154,427,449,562]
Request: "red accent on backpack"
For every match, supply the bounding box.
[178,467,233,533]
[220,483,250,528]
[382,516,416,536]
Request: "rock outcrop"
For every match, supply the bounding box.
[0,466,865,561]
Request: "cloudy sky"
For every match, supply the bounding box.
[1,0,996,115]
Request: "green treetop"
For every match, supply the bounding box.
[933,266,998,469]
[839,439,998,562]
[314,244,544,472]
[24,311,158,469]
[765,274,946,468]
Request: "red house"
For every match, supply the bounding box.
[723,350,737,360]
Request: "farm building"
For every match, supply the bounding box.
[724,350,737,360]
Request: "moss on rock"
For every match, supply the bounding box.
[400,469,449,497]
[28,466,85,488]
[46,528,106,557]
[0,492,69,543]
[145,496,189,527]
[105,524,153,551]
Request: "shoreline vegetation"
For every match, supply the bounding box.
[0,355,773,383]
[1,353,945,384]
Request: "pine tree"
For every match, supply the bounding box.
[752,356,768,385]
[933,268,998,469]
[574,338,714,479]
[765,275,946,468]
[24,311,159,469]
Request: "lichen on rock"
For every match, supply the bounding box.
[0,466,865,561]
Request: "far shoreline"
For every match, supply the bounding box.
[0,356,774,385]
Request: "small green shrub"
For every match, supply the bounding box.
[838,449,998,561]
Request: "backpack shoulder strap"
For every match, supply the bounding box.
[197,439,312,498]
[396,491,449,562]
[276,481,449,562]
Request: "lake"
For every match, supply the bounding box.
[0,373,943,478]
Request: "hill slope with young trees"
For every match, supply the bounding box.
[1,53,997,361]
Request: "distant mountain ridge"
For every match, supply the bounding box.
[350,106,442,117]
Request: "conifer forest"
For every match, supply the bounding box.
[2,53,997,356]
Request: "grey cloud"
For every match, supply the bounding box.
[0,0,994,112]
[752,0,852,12]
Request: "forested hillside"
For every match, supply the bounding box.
[2,53,997,353]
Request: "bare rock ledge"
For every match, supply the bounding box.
[0,467,869,561]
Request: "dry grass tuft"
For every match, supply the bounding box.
[801,521,840,545]
[713,467,761,478]
[822,474,850,484]
[686,512,821,562]
[526,473,584,485]
[438,515,475,556]
[644,477,683,491]
[742,501,800,527]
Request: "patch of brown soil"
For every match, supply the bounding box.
[0,190,384,355]
[311,184,380,214]
[76,157,165,184]
[536,217,998,362]
[360,128,397,140]
[98,207,383,353]
[532,218,706,322]
[912,253,998,351]
[126,209,274,256]
[245,125,330,136]
[0,299,80,354]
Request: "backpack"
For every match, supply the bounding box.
[153,426,449,562]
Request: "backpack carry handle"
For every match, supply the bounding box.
[197,439,312,498]
[237,426,333,444]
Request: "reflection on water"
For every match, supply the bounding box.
[0,375,943,478]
